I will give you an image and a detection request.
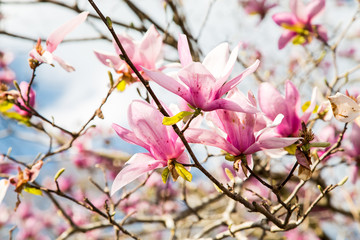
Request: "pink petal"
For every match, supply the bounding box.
[142,68,191,103]
[177,62,217,108]
[110,153,165,195]
[290,0,307,23]
[53,55,75,72]
[112,123,150,151]
[93,50,124,70]
[278,30,297,49]
[46,12,89,53]
[138,25,163,69]
[217,59,260,97]
[202,42,230,80]
[184,128,239,155]
[205,98,258,113]
[28,160,43,182]
[258,82,286,120]
[29,49,53,65]
[128,100,177,160]
[285,80,300,111]
[305,0,325,22]
[178,34,193,67]
[0,179,9,205]
[316,24,328,42]
[301,86,317,123]
[217,43,241,85]
[272,12,297,26]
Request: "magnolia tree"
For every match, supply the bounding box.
[1,0,360,239]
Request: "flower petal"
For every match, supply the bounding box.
[0,179,9,205]
[272,12,297,26]
[305,0,325,22]
[142,68,191,103]
[184,128,239,155]
[328,93,360,122]
[205,98,258,113]
[138,25,163,69]
[278,30,297,49]
[301,86,317,123]
[110,153,165,195]
[290,0,307,23]
[178,34,193,67]
[93,50,124,70]
[53,55,75,72]
[202,42,230,80]
[112,123,150,151]
[46,12,89,53]
[217,59,259,98]
[258,82,286,120]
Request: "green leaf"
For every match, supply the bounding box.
[162,111,193,125]
[54,168,65,182]
[2,111,31,126]
[116,80,127,92]
[174,162,192,182]
[0,101,13,112]
[161,167,170,184]
[106,16,113,29]
[284,144,297,155]
[24,186,42,196]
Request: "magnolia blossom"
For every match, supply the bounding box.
[94,25,163,82]
[258,80,317,137]
[185,89,299,176]
[111,100,189,195]
[240,0,277,20]
[272,0,327,49]
[29,12,89,71]
[328,92,360,122]
[14,82,36,117]
[144,34,260,113]
[0,51,16,84]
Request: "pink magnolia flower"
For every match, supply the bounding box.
[94,25,163,83]
[14,82,36,117]
[328,92,360,123]
[29,12,89,72]
[0,51,16,84]
[111,100,189,195]
[240,0,277,20]
[272,0,327,49]
[184,89,299,176]
[258,80,317,137]
[143,34,260,113]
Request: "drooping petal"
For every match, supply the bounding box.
[93,50,124,70]
[53,55,75,72]
[0,179,9,205]
[46,12,89,53]
[272,12,298,27]
[112,123,150,151]
[178,34,193,67]
[110,153,165,195]
[138,25,163,69]
[142,68,191,103]
[305,0,325,22]
[202,42,230,79]
[278,30,297,49]
[301,86,317,123]
[328,93,360,122]
[184,128,240,155]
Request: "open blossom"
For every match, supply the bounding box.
[14,82,36,117]
[240,0,277,20]
[111,100,189,195]
[94,25,163,84]
[0,51,16,84]
[258,80,317,137]
[29,12,89,71]
[328,92,360,122]
[272,0,327,49]
[184,88,299,176]
[144,34,260,113]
